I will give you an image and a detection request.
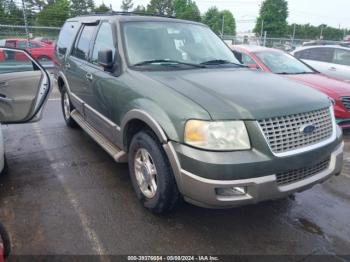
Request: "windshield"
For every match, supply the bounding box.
[122,21,240,67]
[256,51,314,74]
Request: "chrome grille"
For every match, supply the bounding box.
[276,157,330,186]
[258,108,333,155]
[340,96,350,111]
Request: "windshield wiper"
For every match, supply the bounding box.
[200,59,246,67]
[133,59,206,68]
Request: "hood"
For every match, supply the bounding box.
[140,68,331,120]
[285,73,350,98]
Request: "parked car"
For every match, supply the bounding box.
[32,36,54,45]
[292,45,350,82]
[55,13,343,213]
[232,45,350,129]
[0,47,51,176]
[3,38,55,62]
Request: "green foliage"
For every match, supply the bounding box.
[287,23,349,41]
[121,0,133,12]
[254,0,288,37]
[95,2,110,13]
[203,7,236,35]
[36,0,69,27]
[2,0,24,25]
[133,5,146,13]
[147,0,174,16]
[70,0,94,17]
[174,0,200,22]
[221,10,236,35]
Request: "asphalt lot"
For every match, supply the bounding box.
[0,87,350,258]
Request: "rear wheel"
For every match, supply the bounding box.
[61,88,78,128]
[128,130,180,213]
[38,55,51,62]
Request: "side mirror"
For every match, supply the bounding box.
[98,49,113,69]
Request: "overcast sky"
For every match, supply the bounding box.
[95,0,350,32]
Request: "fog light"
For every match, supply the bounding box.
[216,186,247,196]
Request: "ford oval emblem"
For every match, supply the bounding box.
[300,124,316,134]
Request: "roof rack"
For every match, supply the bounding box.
[78,11,176,19]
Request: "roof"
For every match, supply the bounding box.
[67,12,204,26]
[293,45,350,53]
[231,45,281,53]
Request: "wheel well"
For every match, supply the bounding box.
[124,119,156,152]
[57,77,65,93]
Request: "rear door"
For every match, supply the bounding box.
[0,47,51,123]
[332,48,350,82]
[66,23,98,103]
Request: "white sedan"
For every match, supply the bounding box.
[0,47,51,175]
[292,45,350,83]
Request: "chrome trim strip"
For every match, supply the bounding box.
[257,107,337,158]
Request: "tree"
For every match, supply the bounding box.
[3,0,24,25]
[287,23,349,41]
[36,0,69,27]
[70,0,95,16]
[121,0,133,12]
[254,0,288,37]
[202,7,222,35]
[134,5,146,13]
[174,0,200,22]
[221,10,236,35]
[147,0,174,16]
[95,2,110,13]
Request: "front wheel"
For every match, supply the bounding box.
[61,88,78,128]
[128,130,181,213]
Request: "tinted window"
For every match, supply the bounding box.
[29,42,42,48]
[72,25,96,61]
[56,21,79,56]
[296,47,334,63]
[92,23,115,64]
[333,48,350,66]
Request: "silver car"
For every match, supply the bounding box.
[292,45,350,83]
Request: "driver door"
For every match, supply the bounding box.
[0,47,51,124]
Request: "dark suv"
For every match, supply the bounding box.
[54,13,343,213]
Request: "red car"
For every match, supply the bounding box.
[4,38,54,62]
[231,45,350,129]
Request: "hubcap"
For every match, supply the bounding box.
[63,92,71,120]
[134,148,158,199]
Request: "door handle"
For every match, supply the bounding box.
[0,94,12,102]
[329,67,337,71]
[85,73,93,81]
[65,63,71,69]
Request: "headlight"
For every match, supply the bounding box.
[184,120,251,151]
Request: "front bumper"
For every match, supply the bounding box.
[177,142,343,208]
[164,128,344,208]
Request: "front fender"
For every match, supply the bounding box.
[120,98,180,144]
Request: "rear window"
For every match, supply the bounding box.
[295,47,334,63]
[56,21,79,56]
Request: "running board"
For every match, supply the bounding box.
[71,109,128,163]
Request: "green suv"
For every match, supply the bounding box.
[54,13,343,213]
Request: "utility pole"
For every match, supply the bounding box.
[263,31,267,46]
[260,19,264,43]
[292,23,296,46]
[320,25,324,40]
[21,0,29,43]
[221,15,225,38]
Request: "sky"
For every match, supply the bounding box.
[95,0,350,32]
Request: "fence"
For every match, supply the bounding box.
[0,24,60,42]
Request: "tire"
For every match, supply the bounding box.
[61,87,78,128]
[128,130,181,213]
[38,56,51,62]
[0,222,11,258]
